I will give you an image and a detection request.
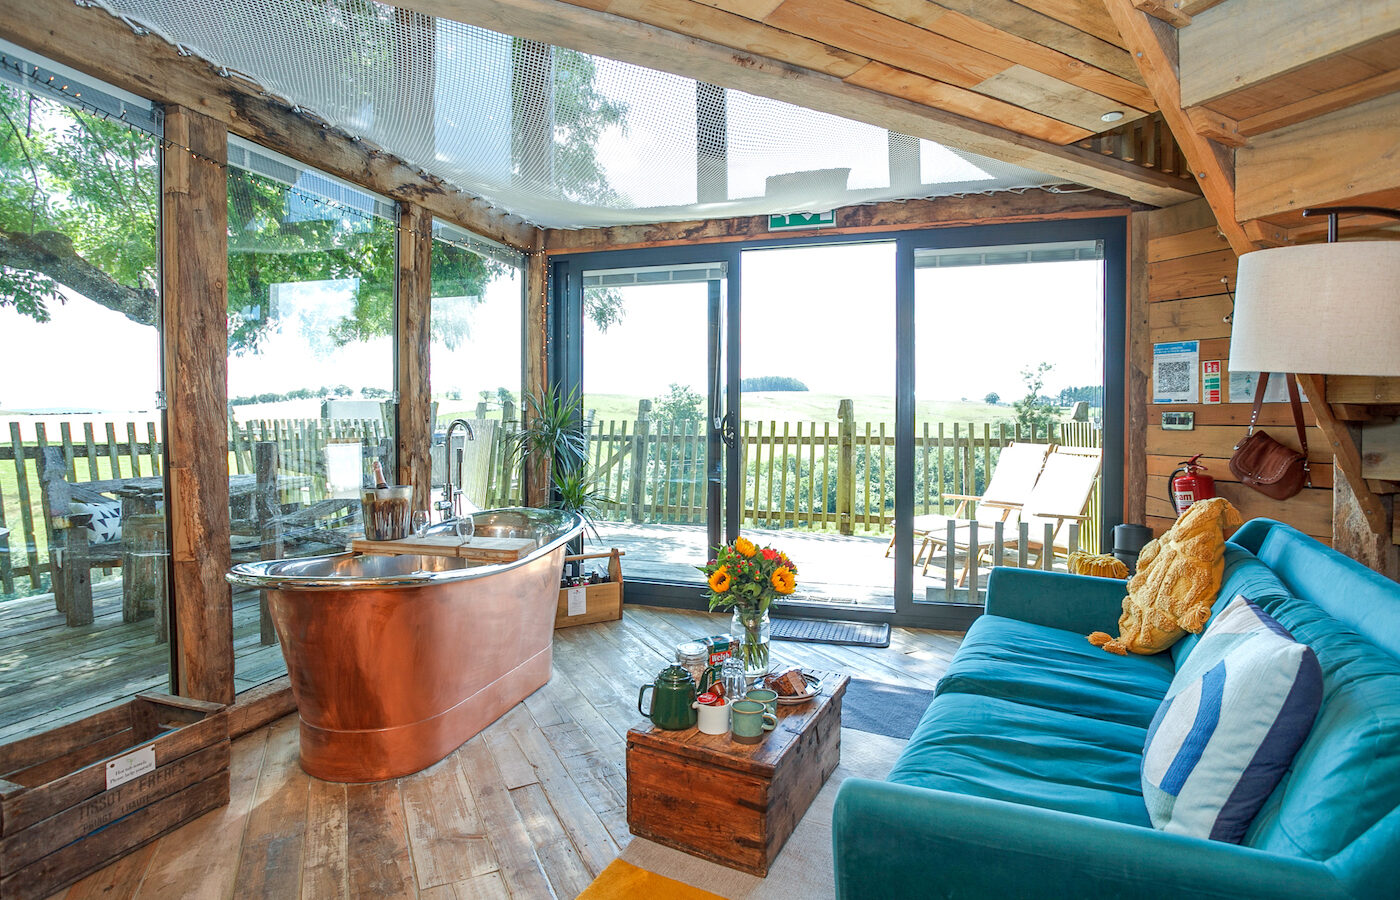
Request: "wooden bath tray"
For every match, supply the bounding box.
[349,534,537,563]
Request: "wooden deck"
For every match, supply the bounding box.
[38,606,962,899]
[591,521,1024,607]
[0,578,284,743]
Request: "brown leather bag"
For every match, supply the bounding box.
[1228,373,1310,500]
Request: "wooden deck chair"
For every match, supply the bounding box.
[890,441,1050,572]
[998,446,1103,570]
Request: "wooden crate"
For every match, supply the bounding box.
[554,549,625,629]
[626,672,849,876]
[0,693,230,900]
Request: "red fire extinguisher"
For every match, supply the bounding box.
[1170,454,1216,515]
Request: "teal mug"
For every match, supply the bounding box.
[730,699,776,744]
[745,688,778,718]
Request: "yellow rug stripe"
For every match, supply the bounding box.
[577,858,727,900]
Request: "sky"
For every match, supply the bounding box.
[582,242,1104,403]
[1,244,1101,417]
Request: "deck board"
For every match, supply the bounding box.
[36,606,962,899]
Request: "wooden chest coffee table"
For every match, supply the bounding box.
[626,670,849,876]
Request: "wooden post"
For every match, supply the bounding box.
[524,246,549,507]
[397,203,433,512]
[38,446,93,626]
[836,400,854,536]
[163,105,233,705]
[476,401,489,419]
[1126,211,1150,525]
[630,399,652,524]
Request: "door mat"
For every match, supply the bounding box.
[769,617,891,647]
[843,677,937,740]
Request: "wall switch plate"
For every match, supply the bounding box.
[1162,411,1195,431]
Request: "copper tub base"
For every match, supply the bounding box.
[228,509,584,784]
[298,645,552,783]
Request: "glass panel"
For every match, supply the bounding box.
[226,143,397,692]
[429,225,523,516]
[739,242,897,609]
[582,267,720,581]
[0,79,168,740]
[912,241,1106,605]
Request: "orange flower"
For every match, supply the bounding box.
[770,566,796,595]
[708,566,732,593]
[734,536,757,558]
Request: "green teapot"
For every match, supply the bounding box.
[638,664,703,730]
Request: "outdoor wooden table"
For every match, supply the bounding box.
[626,669,849,876]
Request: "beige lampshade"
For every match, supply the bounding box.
[1229,241,1400,376]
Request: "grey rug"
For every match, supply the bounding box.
[619,728,907,899]
[770,617,891,648]
[841,678,937,740]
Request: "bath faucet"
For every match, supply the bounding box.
[439,418,476,521]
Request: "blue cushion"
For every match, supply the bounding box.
[1143,598,1322,843]
[1171,547,1295,666]
[939,614,1173,730]
[888,692,1152,827]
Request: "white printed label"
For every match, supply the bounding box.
[567,586,587,617]
[106,745,156,790]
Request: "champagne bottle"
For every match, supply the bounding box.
[371,460,389,489]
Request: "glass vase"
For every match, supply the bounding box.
[731,608,771,679]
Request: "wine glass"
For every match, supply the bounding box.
[454,513,474,540]
[411,510,430,536]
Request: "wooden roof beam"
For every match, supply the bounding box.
[396,0,1198,207]
[1103,0,1247,252]
[1106,0,1394,543]
[1130,0,1226,29]
[0,0,542,251]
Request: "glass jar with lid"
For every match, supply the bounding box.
[675,641,709,688]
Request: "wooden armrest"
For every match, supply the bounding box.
[1027,512,1090,523]
[979,500,1023,510]
[942,493,983,502]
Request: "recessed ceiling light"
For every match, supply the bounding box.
[1101,111,1125,123]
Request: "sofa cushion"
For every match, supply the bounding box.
[1142,598,1322,843]
[1171,547,1296,666]
[888,692,1152,827]
[938,615,1173,730]
[1232,590,1400,860]
[70,499,121,544]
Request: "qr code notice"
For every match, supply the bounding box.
[1157,361,1191,393]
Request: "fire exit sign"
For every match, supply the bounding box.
[768,211,836,231]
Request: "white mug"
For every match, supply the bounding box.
[692,698,730,735]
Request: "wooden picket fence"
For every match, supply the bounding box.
[583,401,1103,553]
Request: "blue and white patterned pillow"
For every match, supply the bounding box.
[1142,597,1322,842]
[70,500,121,544]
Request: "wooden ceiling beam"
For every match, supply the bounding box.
[399,0,1198,206]
[1178,0,1400,108]
[1103,0,1247,251]
[0,0,541,250]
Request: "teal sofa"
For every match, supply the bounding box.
[833,519,1400,899]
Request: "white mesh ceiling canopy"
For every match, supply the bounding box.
[94,0,1065,229]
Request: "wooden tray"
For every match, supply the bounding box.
[349,534,537,563]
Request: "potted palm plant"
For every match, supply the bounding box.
[510,386,605,540]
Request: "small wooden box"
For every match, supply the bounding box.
[626,672,848,875]
[554,549,625,629]
[0,693,230,900]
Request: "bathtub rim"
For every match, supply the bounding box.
[225,506,583,591]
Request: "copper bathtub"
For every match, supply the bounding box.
[227,508,583,782]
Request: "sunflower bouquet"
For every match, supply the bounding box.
[698,536,797,673]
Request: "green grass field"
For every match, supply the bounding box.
[570,392,1024,430]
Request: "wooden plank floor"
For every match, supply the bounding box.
[0,580,284,743]
[43,606,963,899]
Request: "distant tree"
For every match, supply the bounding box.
[1014,362,1060,436]
[361,386,390,399]
[333,384,353,398]
[984,392,1000,405]
[1056,384,1103,406]
[740,376,809,392]
[496,387,515,407]
[651,383,704,428]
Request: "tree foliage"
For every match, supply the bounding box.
[1014,362,1060,435]
[651,383,705,428]
[740,376,809,392]
[0,36,630,346]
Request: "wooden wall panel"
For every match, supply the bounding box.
[1140,198,1333,542]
